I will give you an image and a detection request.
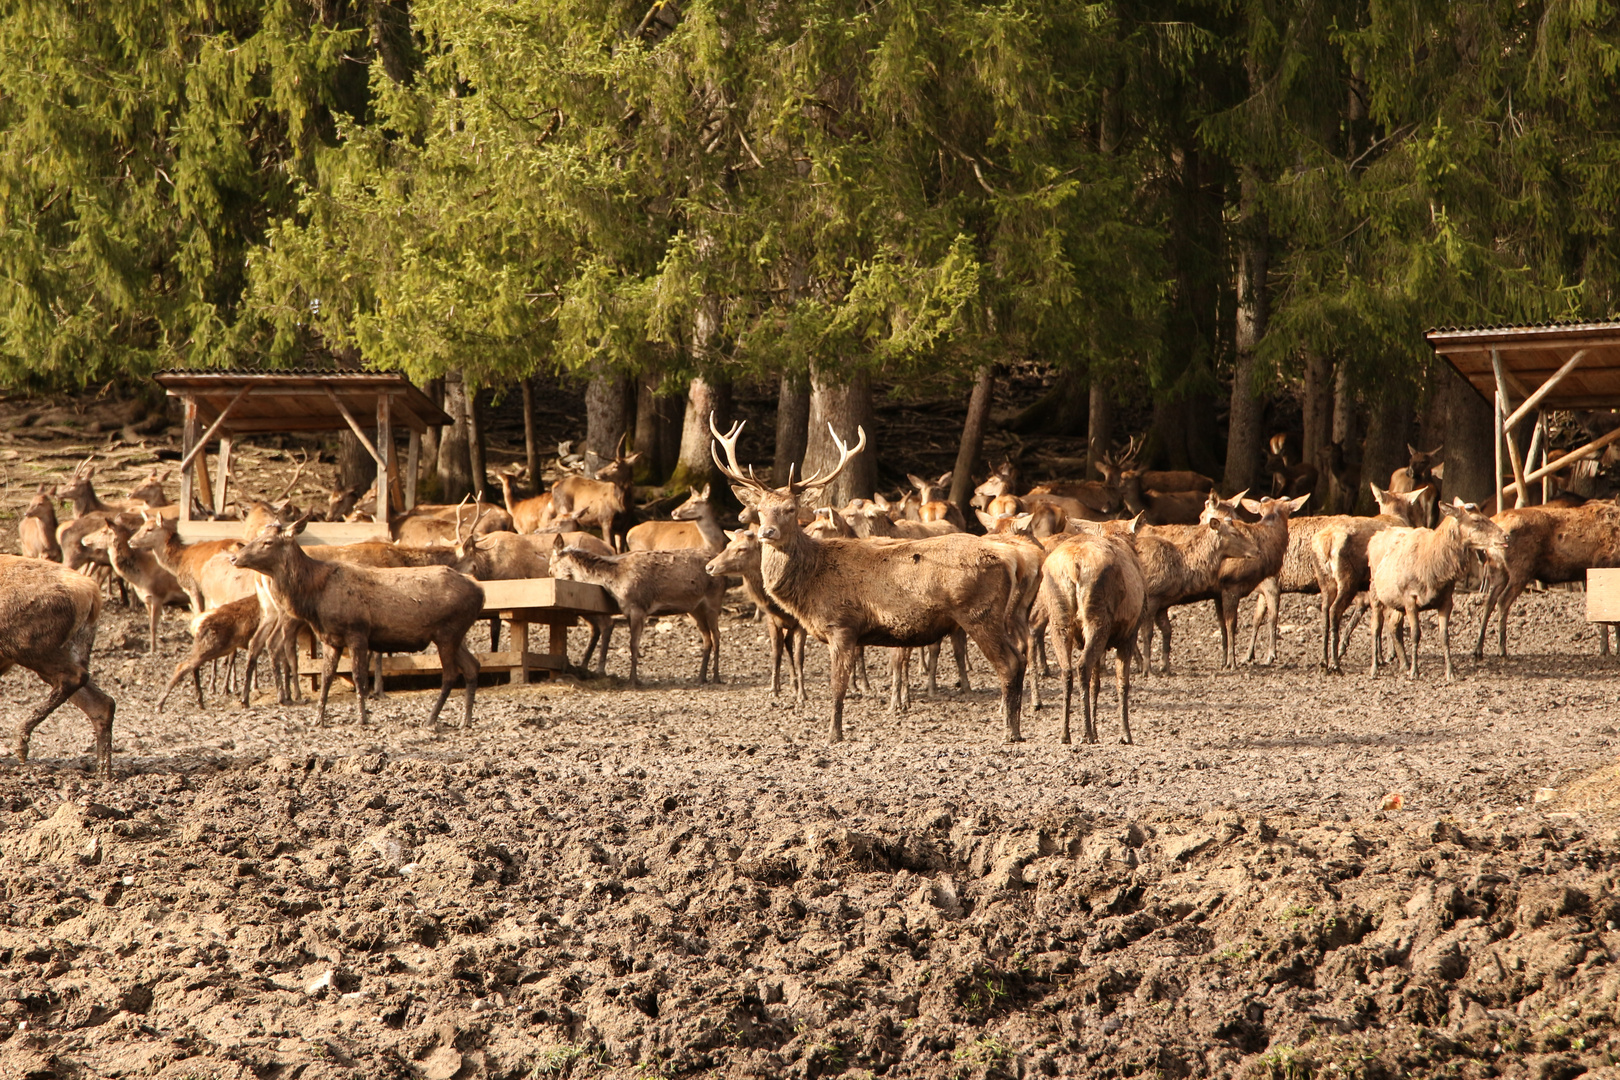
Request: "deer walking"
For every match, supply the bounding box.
[1,555,116,779]
[1041,532,1146,744]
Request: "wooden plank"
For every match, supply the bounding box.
[178,520,389,544]
[1587,569,1620,622]
[298,650,567,677]
[479,577,616,614]
[1526,423,1620,483]
[1505,349,1590,430]
[1492,348,1530,508]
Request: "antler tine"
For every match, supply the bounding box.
[708,412,765,489]
[453,493,473,550]
[794,423,868,493]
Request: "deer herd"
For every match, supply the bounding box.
[3,423,1618,781]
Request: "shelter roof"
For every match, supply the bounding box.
[1426,320,1620,410]
[153,369,451,434]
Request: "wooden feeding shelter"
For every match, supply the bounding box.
[1427,319,1620,511]
[153,369,451,543]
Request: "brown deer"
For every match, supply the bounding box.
[1471,499,1620,659]
[1308,485,1431,672]
[626,484,726,552]
[2,555,116,779]
[87,518,191,654]
[1041,532,1146,744]
[390,500,514,546]
[54,460,132,598]
[1133,517,1261,675]
[711,416,1036,742]
[1389,444,1443,527]
[126,468,173,508]
[20,484,61,562]
[548,436,641,548]
[548,545,725,688]
[1119,469,1207,526]
[157,596,262,710]
[495,468,553,533]
[1368,498,1507,680]
[706,529,808,701]
[906,472,968,529]
[128,511,255,613]
[230,519,484,728]
[969,459,1019,511]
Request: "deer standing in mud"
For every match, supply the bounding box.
[711,416,1036,743]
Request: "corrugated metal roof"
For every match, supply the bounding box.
[1426,321,1620,410]
[153,369,452,431]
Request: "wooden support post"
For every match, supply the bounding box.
[1504,349,1589,431]
[377,394,393,527]
[549,620,569,665]
[214,436,233,518]
[1493,390,1504,515]
[1491,348,1530,509]
[405,430,420,511]
[511,620,530,684]
[195,445,215,515]
[180,398,197,522]
[1523,417,1544,507]
[176,385,253,473]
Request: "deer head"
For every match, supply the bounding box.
[710,413,865,549]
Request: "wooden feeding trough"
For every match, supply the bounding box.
[297,578,618,688]
[152,369,452,543]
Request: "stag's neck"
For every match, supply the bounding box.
[266,546,335,625]
[1415,517,1468,583]
[760,526,829,624]
[149,529,188,575]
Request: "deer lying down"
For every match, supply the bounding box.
[626,484,727,553]
[1,555,116,779]
[548,545,725,688]
[706,529,807,701]
[231,520,484,728]
[1042,531,1147,745]
[1367,499,1507,681]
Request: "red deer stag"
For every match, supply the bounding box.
[548,436,640,548]
[2,555,116,778]
[712,416,1034,742]
[230,520,484,728]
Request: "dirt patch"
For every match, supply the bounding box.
[1,583,1618,1079]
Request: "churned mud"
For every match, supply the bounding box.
[2,586,1619,1079]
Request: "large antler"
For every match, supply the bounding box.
[708,413,772,493]
[274,449,309,503]
[794,423,867,493]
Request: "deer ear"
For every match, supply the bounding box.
[1431,462,1445,479]
[906,473,925,488]
[699,483,711,499]
[728,483,760,509]
[1288,494,1310,513]
[1239,498,1263,515]
[1370,482,1386,499]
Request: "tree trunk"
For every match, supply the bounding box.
[337,431,375,496]
[1442,361,1495,506]
[1008,366,1086,436]
[1086,376,1114,480]
[437,370,473,503]
[1224,168,1268,495]
[949,365,995,513]
[521,377,540,487]
[585,370,631,461]
[1302,352,1332,469]
[465,384,489,501]
[1327,360,1359,513]
[420,377,444,501]
[634,375,681,484]
[805,364,877,507]
[672,376,732,492]
[1357,387,1411,514]
[774,373,811,486]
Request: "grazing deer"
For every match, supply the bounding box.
[157,596,262,710]
[548,545,725,688]
[230,519,485,728]
[20,485,61,562]
[706,529,808,701]
[87,517,191,654]
[1368,498,1507,680]
[626,484,726,552]
[495,468,553,533]
[2,555,116,779]
[1042,532,1146,744]
[1308,485,1431,672]
[549,435,641,548]
[1472,499,1620,659]
[907,472,967,529]
[712,416,1036,742]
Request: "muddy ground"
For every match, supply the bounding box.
[3,578,1620,1080]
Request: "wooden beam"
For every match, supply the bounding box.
[324,388,385,468]
[180,398,197,523]
[1521,416,1544,508]
[1493,390,1503,515]
[1504,348,1589,430]
[376,393,392,525]
[194,444,214,515]
[1492,348,1530,509]
[1526,423,1620,483]
[214,435,233,518]
[176,384,253,472]
[405,430,420,511]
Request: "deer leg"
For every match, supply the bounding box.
[1404,601,1421,679]
[158,657,194,712]
[69,681,116,781]
[793,628,808,704]
[887,649,903,714]
[626,611,645,688]
[1116,648,1133,745]
[1158,609,1174,676]
[350,640,372,725]
[1438,598,1454,682]
[952,630,970,691]
[827,637,856,743]
[1245,590,1269,665]
[922,643,939,695]
[489,615,501,652]
[1056,625,1075,745]
[1136,610,1154,678]
[240,649,259,707]
[768,620,784,696]
[1368,603,1383,677]
[16,669,87,766]
[315,644,343,727]
[708,605,722,683]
